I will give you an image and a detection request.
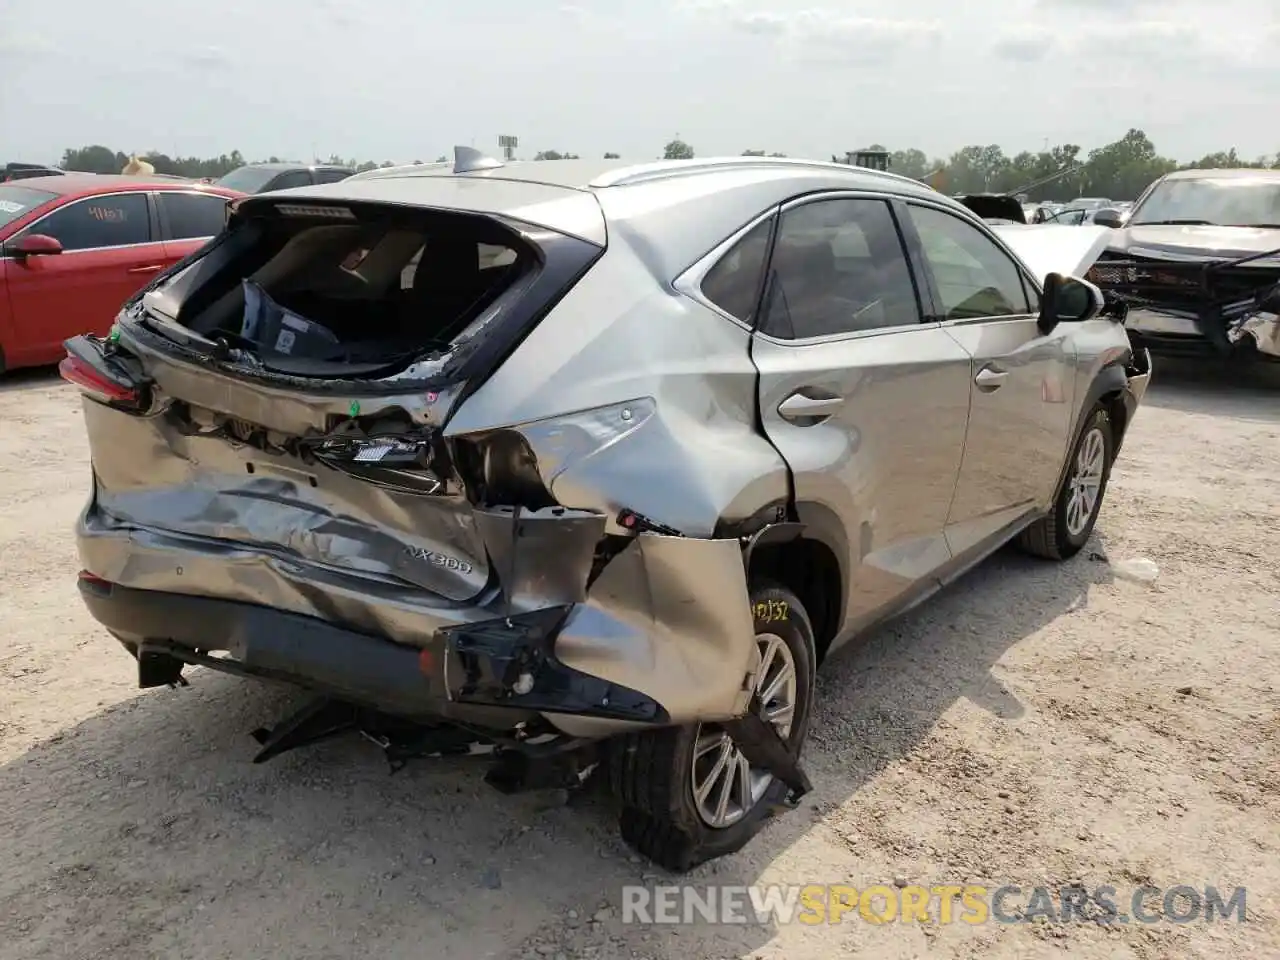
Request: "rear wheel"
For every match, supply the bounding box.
[1018,405,1114,560]
[609,582,816,872]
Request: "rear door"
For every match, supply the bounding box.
[740,193,973,631]
[155,189,230,262]
[5,191,163,363]
[901,201,1076,557]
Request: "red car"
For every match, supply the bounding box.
[0,175,242,373]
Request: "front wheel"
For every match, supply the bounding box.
[609,582,816,872]
[1018,405,1115,560]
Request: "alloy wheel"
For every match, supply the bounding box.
[1065,425,1107,538]
[690,631,798,829]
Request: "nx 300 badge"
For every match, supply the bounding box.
[404,546,474,574]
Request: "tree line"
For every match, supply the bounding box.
[56,129,1280,202]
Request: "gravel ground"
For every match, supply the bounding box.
[0,359,1276,960]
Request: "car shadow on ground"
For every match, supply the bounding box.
[0,364,61,394]
[1141,356,1280,423]
[0,533,1117,959]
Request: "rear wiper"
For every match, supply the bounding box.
[1132,219,1213,226]
[1227,223,1280,229]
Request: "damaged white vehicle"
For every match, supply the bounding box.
[63,150,1150,871]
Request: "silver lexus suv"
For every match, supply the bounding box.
[63,149,1151,871]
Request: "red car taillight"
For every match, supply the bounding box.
[59,354,141,407]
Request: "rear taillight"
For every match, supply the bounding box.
[59,354,141,407]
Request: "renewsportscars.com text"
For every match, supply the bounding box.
[621,883,1247,926]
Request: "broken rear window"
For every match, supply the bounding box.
[145,203,534,373]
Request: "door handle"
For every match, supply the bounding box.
[778,391,844,422]
[974,366,1009,390]
[127,264,164,275]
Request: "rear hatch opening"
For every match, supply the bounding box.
[130,199,546,385]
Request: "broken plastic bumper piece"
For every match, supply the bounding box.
[439,608,669,724]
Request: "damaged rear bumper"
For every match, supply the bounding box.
[76,504,761,736]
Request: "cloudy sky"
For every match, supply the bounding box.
[2,0,1277,166]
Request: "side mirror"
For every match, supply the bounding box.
[1092,208,1125,228]
[1038,273,1104,334]
[12,233,63,258]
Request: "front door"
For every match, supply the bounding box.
[6,192,163,364]
[747,195,973,635]
[900,201,1076,558]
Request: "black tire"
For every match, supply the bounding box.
[1018,405,1115,560]
[609,582,817,873]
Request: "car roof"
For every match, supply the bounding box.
[3,174,242,198]
[1163,167,1280,181]
[344,155,934,195]
[246,155,958,275]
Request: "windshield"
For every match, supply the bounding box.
[1129,178,1280,227]
[215,166,284,193]
[0,185,58,230]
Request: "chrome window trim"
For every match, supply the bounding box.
[1,189,160,257]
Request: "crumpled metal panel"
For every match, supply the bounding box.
[1237,313,1280,357]
[550,533,759,731]
[82,399,490,603]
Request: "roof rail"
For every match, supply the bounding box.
[590,155,924,189]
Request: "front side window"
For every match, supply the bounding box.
[700,217,772,322]
[159,191,228,240]
[22,193,151,250]
[907,205,1031,320]
[760,197,920,339]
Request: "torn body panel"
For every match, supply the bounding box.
[78,401,761,734]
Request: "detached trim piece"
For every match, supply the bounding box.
[439,609,669,723]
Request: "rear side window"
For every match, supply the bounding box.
[313,169,352,184]
[760,197,921,339]
[268,171,313,191]
[24,193,151,250]
[159,192,227,240]
[700,218,772,322]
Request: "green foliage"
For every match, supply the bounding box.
[53,131,1280,199]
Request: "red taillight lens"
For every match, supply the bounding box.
[59,354,140,406]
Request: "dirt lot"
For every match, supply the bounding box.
[1,360,1276,960]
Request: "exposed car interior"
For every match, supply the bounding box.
[150,210,528,373]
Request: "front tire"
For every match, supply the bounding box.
[1018,405,1115,560]
[609,582,817,872]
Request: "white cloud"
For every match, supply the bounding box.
[991,27,1055,61]
[182,45,231,69]
[691,4,942,63]
[0,31,57,58]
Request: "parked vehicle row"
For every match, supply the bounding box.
[62,150,1150,871]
